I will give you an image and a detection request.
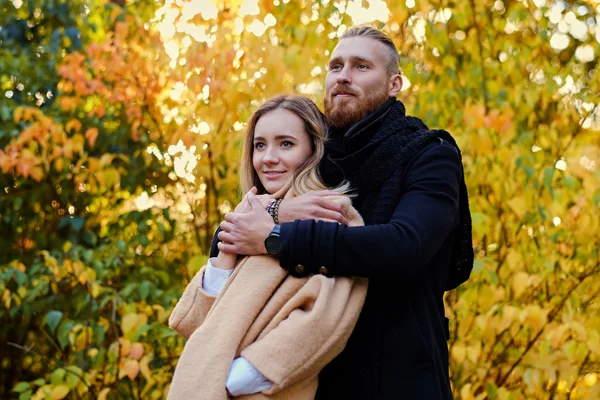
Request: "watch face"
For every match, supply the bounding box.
[265,235,280,255]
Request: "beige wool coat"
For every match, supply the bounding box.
[167,196,367,400]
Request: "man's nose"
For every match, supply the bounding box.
[336,66,351,85]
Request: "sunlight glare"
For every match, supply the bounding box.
[239,0,260,17]
[575,44,595,62]
[135,192,155,211]
[246,20,267,36]
[345,0,390,25]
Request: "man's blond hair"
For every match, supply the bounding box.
[341,26,400,77]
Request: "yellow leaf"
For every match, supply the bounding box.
[140,355,152,381]
[460,383,473,400]
[121,313,139,335]
[512,272,529,298]
[451,342,466,363]
[51,384,70,400]
[466,342,481,363]
[14,107,24,123]
[522,305,547,331]
[507,196,528,216]
[90,283,101,298]
[586,331,600,355]
[585,373,598,387]
[54,158,64,172]
[98,388,111,400]
[495,305,518,333]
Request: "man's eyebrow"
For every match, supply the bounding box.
[328,55,373,66]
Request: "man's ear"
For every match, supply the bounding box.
[388,74,403,97]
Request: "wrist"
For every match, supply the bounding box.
[267,199,283,224]
[264,223,280,255]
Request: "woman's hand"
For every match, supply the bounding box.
[234,187,274,214]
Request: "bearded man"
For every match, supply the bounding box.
[215,26,473,399]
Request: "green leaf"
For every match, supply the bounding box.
[45,310,63,335]
[50,368,66,385]
[19,390,32,400]
[57,321,75,349]
[70,217,85,231]
[486,382,498,399]
[65,366,82,388]
[543,167,554,198]
[472,259,484,273]
[12,382,30,393]
[140,281,151,301]
[83,232,97,246]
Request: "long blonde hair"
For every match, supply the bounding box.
[240,95,348,198]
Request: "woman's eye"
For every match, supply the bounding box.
[281,141,294,148]
[254,142,265,149]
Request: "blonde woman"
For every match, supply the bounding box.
[167,95,367,399]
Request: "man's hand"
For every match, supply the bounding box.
[278,190,348,224]
[218,192,275,256]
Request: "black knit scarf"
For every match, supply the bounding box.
[322,99,473,290]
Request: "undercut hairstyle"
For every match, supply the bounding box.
[341,25,400,77]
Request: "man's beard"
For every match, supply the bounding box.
[324,84,390,129]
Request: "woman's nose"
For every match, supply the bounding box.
[262,148,279,164]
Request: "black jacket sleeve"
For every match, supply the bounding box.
[209,227,220,258]
[279,141,462,279]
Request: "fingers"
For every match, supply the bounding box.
[316,197,343,213]
[224,213,239,223]
[256,194,275,208]
[310,190,340,197]
[246,192,263,209]
[250,186,258,194]
[318,209,348,224]
[219,221,235,232]
[217,230,234,243]
[217,242,238,254]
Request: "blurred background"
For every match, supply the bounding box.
[1,0,599,399]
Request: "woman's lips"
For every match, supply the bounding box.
[264,171,285,180]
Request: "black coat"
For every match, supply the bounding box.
[277,99,469,399]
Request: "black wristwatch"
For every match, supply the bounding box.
[264,224,281,256]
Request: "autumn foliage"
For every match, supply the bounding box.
[1,0,599,399]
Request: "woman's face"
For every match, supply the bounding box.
[252,108,313,194]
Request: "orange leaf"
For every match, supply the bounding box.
[85,128,99,147]
[13,107,24,123]
[123,359,140,380]
[30,167,44,182]
[51,384,70,400]
[65,119,82,133]
[129,343,144,360]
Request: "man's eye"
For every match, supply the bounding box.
[281,141,294,148]
[330,64,342,71]
[357,64,368,69]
